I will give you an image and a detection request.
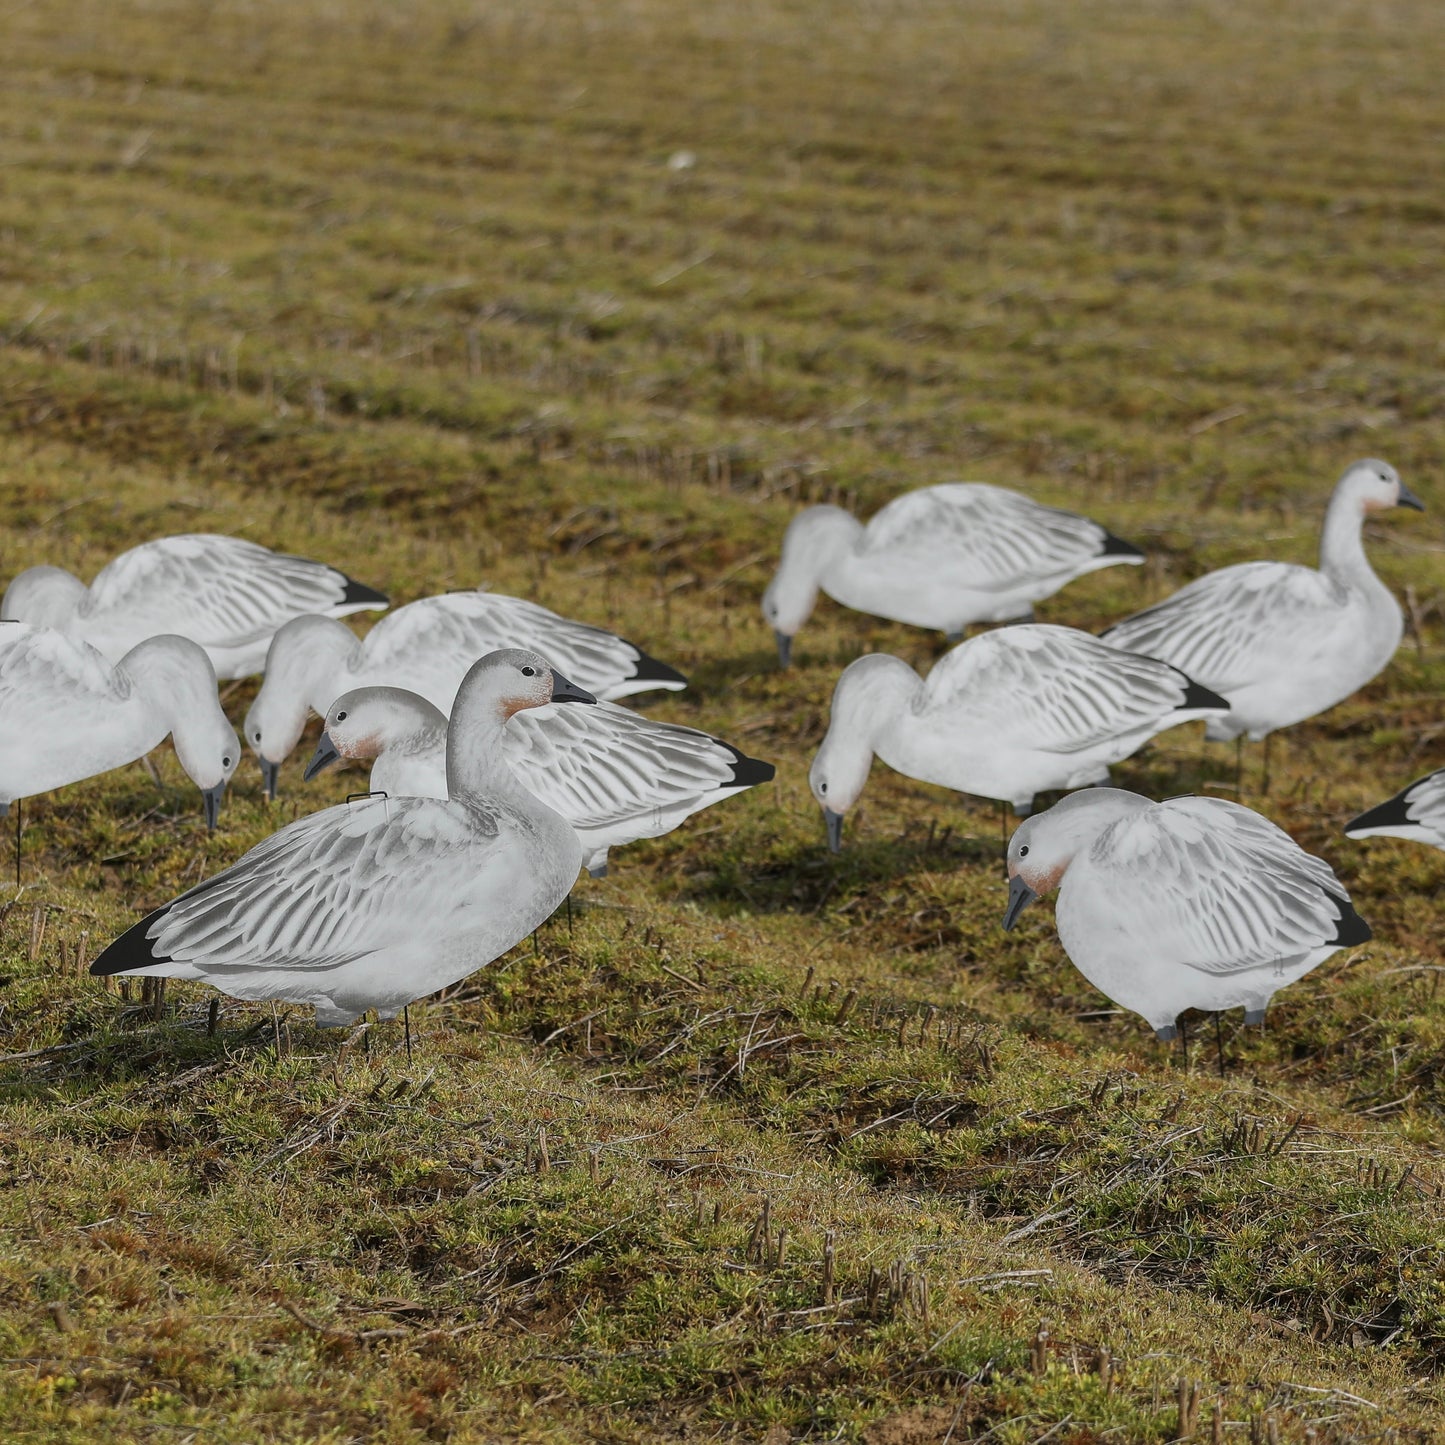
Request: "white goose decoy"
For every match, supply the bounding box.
[90,650,596,1027]
[2,533,389,680]
[1345,770,1445,850]
[1102,461,1423,757]
[0,622,239,829]
[244,591,687,797]
[301,686,776,877]
[762,483,1143,664]
[1003,788,1371,1039]
[809,624,1228,848]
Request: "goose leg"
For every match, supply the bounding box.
[1234,737,1243,797]
[404,1006,413,1065]
[13,799,20,889]
[1261,734,1272,797]
[1178,1015,1189,1072]
[566,893,573,934]
[1214,1011,1226,1078]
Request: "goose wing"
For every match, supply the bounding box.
[918,625,1214,753]
[1345,768,1445,840]
[93,796,502,977]
[502,701,772,827]
[0,624,130,724]
[1089,796,1366,974]
[361,592,683,704]
[857,483,1135,587]
[1101,561,1343,690]
[82,534,379,650]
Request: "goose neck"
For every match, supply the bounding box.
[1318,490,1382,591]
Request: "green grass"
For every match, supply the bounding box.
[2,0,1445,1438]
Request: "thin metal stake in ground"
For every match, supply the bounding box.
[404,1006,413,1064]
[13,799,22,888]
[1214,1011,1226,1078]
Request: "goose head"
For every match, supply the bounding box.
[762,505,860,666]
[305,686,447,782]
[1003,787,1152,928]
[1,566,88,628]
[120,635,240,831]
[1337,458,1423,514]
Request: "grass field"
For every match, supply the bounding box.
[3,0,1445,1439]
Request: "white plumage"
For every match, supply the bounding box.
[2,533,389,680]
[808,624,1228,845]
[244,590,687,796]
[1004,789,1371,1038]
[762,482,1142,663]
[0,622,239,828]
[1102,460,1423,740]
[1345,770,1445,849]
[303,686,775,876]
[89,650,596,1027]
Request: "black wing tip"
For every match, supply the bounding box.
[1100,530,1145,559]
[1177,675,1231,712]
[1344,786,1417,836]
[1326,891,1373,948]
[721,742,776,788]
[89,906,174,977]
[341,576,390,608]
[628,646,688,689]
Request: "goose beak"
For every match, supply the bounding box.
[774,630,792,668]
[1002,875,1038,931]
[201,782,226,832]
[824,808,844,853]
[304,733,341,782]
[1398,483,1426,512]
[259,757,280,801]
[550,670,597,705]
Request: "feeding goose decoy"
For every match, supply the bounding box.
[808,623,1228,850]
[1345,770,1445,850]
[0,623,239,860]
[302,686,775,877]
[1003,788,1371,1043]
[2,533,389,680]
[90,650,596,1029]
[1102,460,1423,789]
[762,482,1143,665]
[244,590,687,798]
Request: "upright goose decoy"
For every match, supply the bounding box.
[1102,460,1423,783]
[90,650,596,1028]
[2,534,389,680]
[244,591,687,798]
[808,624,1228,848]
[762,483,1143,665]
[1345,770,1445,850]
[0,623,239,830]
[303,686,775,877]
[1003,788,1371,1040]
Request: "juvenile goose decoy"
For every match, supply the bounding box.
[0,623,239,832]
[1102,460,1423,787]
[1003,788,1371,1040]
[1345,770,1445,850]
[303,686,775,877]
[809,624,1227,849]
[2,533,388,680]
[762,482,1143,665]
[245,590,687,797]
[90,650,596,1028]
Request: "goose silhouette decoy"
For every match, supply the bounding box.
[1102,460,1423,786]
[0,622,239,831]
[2,533,389,680]
[809,624,1228,849]
[244,590,687,798]
[762,482,1143,665]
[1003,788,1371,1040]
[90,650,596,1028]
[1345,770,1445,850]
[302,687,775,877]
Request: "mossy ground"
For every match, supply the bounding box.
[1,0,1444,1439]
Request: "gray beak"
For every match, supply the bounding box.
[550,670,597,705]
[201,782,226,832]
[824,808,844,853]
[1398,483,1426,512]
[775,630,793,668]
[304,733,341,782]
[259,757,280,801]
[1002,875,1038,931]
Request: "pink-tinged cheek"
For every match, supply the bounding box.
[1019,863,1065,895]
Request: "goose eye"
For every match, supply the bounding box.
[252,730,261,743]
[1019,844,1029,857]
[521,665,536,677]
[335,711,348,722]
[222,755,232,769]
[819,781,828,795]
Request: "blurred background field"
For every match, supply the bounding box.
[2,0,1444,1439]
